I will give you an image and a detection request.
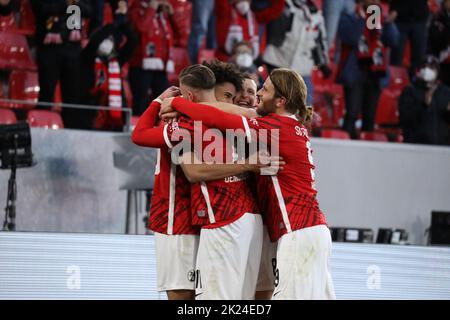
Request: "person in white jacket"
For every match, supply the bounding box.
[263,0,331,105]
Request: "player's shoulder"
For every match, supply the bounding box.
[167,116,194,132]
[250,113,283,129]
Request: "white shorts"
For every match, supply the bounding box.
[256,226,277,292]
[154,232,199,292]
[272,225,336,300]
[195,213,263,300]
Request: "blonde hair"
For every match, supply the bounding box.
[269,68,312,125]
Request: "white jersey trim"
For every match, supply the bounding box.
[241,116,252,143]
[155,149,161,175]
[163,123,174,149]
[167,163,176,235]
[271,176,292,233]
[200,182,216,224]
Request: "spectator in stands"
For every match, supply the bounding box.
[399,56,450,146]
[263,0,331,105]
[233,72,257,108]
[215,0,259,62]
[89,0,128,35]
[428,0,450,87]
[128,0,175,116]
[202,59,244,103]
[80,2,137,130]
[390,0,430,76]
[249,0,286,62]
[229,41,258,76]
[187,0,216,64]
[337,0,399,139]
[323,0,355,49]
[0,0,19,31]
[31,0,92,129]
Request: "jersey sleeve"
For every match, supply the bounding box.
[131,99,169,148]
[164,116,195,148]
[170,97,255,141]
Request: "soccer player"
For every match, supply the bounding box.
[160,68,336,300]
[234,73,258,109]
[132,86,199,301]
[202,59,243,104]
[230,72,276,300]
[133,64,279,300]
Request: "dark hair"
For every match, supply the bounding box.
[202,59,244,92]
[269,68,312,124]
[179,64,216,90]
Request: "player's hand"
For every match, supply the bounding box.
[247,154,285,175]
[157,86,180,101]
[159,97,181,120]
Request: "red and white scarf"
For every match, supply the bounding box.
[92,57,123,122]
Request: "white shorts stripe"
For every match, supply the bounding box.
[271,176,292,233]
[167,163,176,235]
[200,182,216,224]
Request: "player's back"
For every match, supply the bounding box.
[168,116,260,229]
[148,145,199,235]
[247,113,327,241]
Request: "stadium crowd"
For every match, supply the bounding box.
[0,0,449,145]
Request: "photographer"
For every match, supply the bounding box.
[262,0,330,105]
[399,56,450,146]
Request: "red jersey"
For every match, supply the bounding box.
[170,97,328,241]
[131,100,199,235]
[164,116,259,229]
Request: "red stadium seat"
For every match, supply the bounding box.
[321,129,351,140]
[0,108,17,124]
[8,70,39,109]
[27,110,64,129]
[311,63,339,93]
[168,47,191,85]
[376,88,400,126]
[197,49,216,64]
[0,32,36,70]
[388,66,409,92]
[312,83,345,128]
[359,131,389,142]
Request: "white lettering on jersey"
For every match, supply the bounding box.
[295,125,308,137]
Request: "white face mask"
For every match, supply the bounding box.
[235,1,250,15]
[98,39,114,57]
[419,67,437,82]
[236,53,253,68]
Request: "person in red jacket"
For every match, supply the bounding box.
[215,0,260,62]
[128,0,175,116]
